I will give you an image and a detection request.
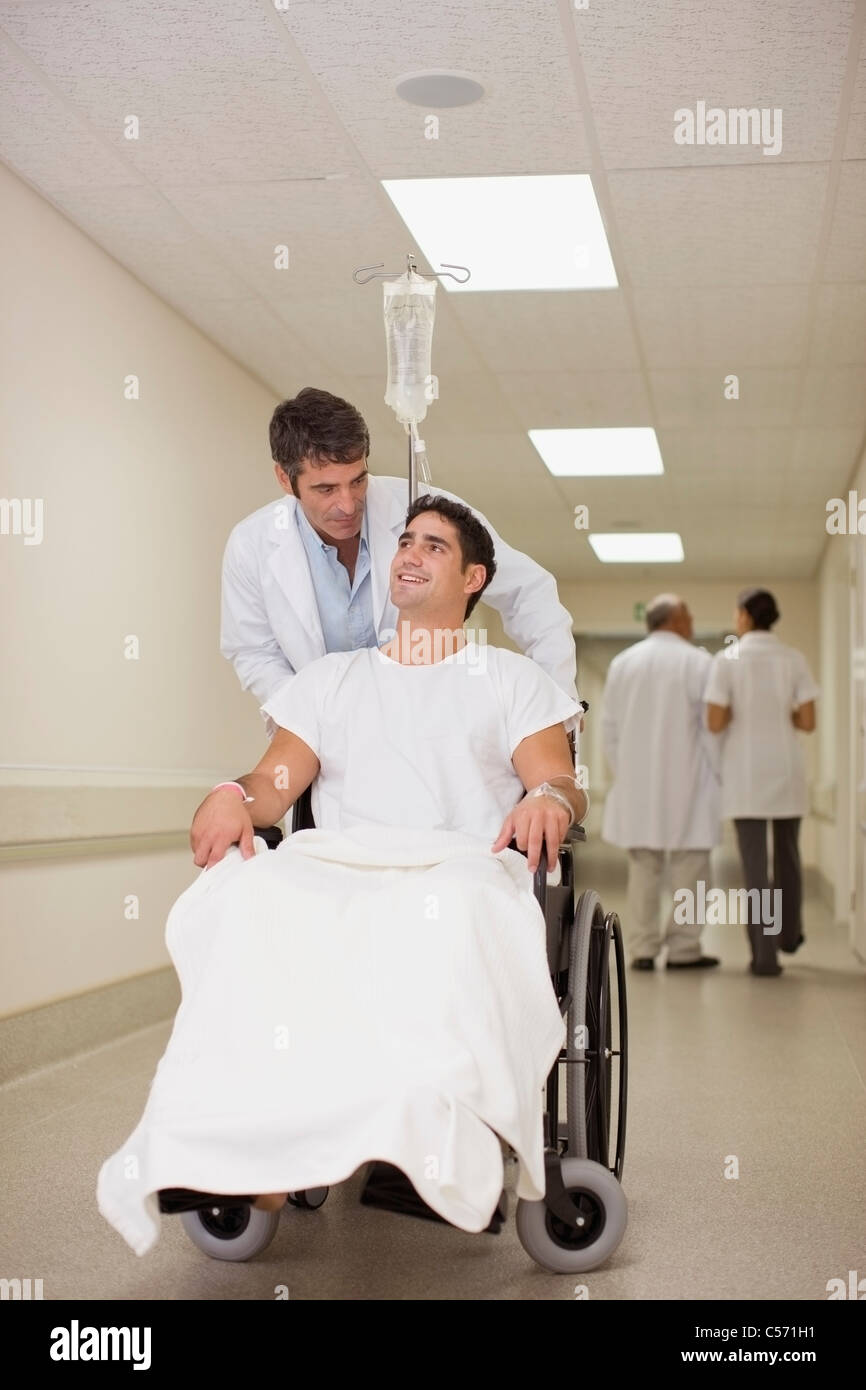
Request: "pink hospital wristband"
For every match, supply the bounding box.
[211,781,254,803]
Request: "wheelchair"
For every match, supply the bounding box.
[165,787,629,1275]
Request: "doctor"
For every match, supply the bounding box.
[221,386,578,720]
[704,588,819,977]
[601,594,721,970]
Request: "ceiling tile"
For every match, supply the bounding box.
[810,284,866,363]
[0,39,142,190]
[499,371,652,428]
[797,365,866,427]
[609,165,829,286]
[659,428,797,475]
[791,425,863,480]
[450,291,640,372]
[633,285,811,367]
[278,0,592,177]
[574,0,854,168]
[650,368,801,427]
[823,160,866,280]
[1,0,352,184]
[843,35,866,160]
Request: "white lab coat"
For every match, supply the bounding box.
[601,632,720,850]
[221,474,578,715]
[703,632,819,819]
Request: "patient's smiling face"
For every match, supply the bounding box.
[389,511,485,620]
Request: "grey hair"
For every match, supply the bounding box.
[646,594,682,632]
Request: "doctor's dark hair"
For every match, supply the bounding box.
[404,494,497,621]
[737,587,780,630]
[269,387,370,494]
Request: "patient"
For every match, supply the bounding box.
[97,496,585,1253]
[195,494,584,871]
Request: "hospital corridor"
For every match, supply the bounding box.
[1,0,865,1341]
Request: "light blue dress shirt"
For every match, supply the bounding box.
[295,503,378,653]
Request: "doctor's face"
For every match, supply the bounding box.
[277,456,369,544]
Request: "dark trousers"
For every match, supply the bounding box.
[733,818,802,969]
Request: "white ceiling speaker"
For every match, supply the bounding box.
[395,71,485,108]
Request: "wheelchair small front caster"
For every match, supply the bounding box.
[288,1187,329,1210]
[516,1157,627,1273]
[180,1202,281,1262]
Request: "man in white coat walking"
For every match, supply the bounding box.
[601,594,721,970]
[221,387,579,723]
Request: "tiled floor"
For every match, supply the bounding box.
[2,844,864,1301]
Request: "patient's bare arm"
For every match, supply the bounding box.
[190,727,320,869]
[491,723,587,874]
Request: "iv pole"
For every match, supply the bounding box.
[353,253,471,504]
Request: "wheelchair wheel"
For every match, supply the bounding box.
[566,892,627,1181]
[287,1187,329,1210]
[180,1202,281,1261]
[516,1157,627,1274]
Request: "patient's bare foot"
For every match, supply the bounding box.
[253,1192,287,1211]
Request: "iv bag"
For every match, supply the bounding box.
[383,271,436,426]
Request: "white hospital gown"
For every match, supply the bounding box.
[262,644,580,842]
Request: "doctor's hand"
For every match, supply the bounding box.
[190,789,256,869]
[491,796,571,875]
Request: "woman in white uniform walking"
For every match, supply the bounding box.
[704,589,819,976]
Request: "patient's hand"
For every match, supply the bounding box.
[491,798,571,875]
[190,790,256,869]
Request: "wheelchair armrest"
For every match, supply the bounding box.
[507,828,581,910]
[256,824,284,851]
[504,848,548,909]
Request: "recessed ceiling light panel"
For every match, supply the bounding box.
[529,428,664,477]
[588,533,685,563]
[381,174,618,290]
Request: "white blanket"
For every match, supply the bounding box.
[97,826,565,1256]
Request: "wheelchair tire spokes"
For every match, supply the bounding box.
[608,910,628,1183]
[565,890,602,1160]
[564,892,628,1181]
[583,915,612,1170]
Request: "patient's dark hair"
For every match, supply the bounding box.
[737,587,780,630]
[269,387,370,495]
[405,494,497,621]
